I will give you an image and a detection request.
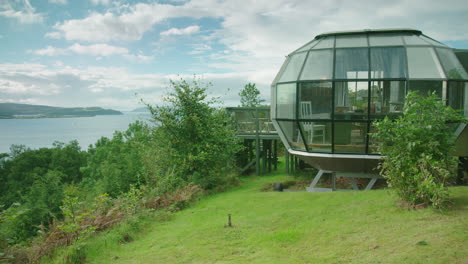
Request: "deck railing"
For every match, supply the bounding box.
[225,107,277,135]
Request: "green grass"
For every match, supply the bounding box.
[45,173,468,264]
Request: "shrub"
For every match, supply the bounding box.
[145,78,241,190]
[373,91,466,208]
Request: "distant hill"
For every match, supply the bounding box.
[0,103,123,119]
[131,107,150,113]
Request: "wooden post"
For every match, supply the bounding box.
[273,140,277,171]
[262,140,268,173]
[255,111,260,175]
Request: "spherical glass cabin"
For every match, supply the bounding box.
[271,29,468,174]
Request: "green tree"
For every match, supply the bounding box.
[146,78,241,190]
[239,83,265,107]
[81,121,151,197]
[373,91,466,208]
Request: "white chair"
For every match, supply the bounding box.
[299,101,325,144]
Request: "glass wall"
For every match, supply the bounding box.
[273,30,468,155]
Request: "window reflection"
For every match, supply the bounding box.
[448,82,468,116]
[370,81,405,119]
[278,53,307,82]
[334,81,368,120]
[299,82,332,119]
[276,83,296,119]
[370,47,407,79]
[299,121,332,153]
[277,121,306,151]
[334,122,368,153]
[335,48,369,79]
[408,81,443,98]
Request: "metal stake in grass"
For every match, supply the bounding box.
[226,214,232,227]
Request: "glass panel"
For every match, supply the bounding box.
[408,80,443,98]
[313,36,334,49]
[334,122,368,153]
[370,47,407,78]
[334,81,368,120]
[300,50,334,80]
[436,48,468,80]
[335,34,367,48]
[448,82,468,116]
[403,35,428,45]
[335,48,369,79]
[277,120,306,151]
[420,35,447,47]
[407,47,445,78]
[370,81,405,119]
[369,34,404,46]
[299,82,332,119]
[300,121,332,153]
[278,53,307,82]
[368,122,379,154]
[296,40,318,53]
[276,83,296,119]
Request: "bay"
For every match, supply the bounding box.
[0,113,151,154]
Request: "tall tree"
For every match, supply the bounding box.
[146,78,241,190]
[239,83,265,107]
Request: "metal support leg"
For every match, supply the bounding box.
[349,178,359,190]
[307,170,333,192]
[365,177,378,190]
[332,172,336,191]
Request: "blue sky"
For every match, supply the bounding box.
[0,0,467,110]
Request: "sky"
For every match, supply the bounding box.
[0,0,467,111]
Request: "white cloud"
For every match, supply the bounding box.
[51,3,213,42]
[160,25,200,36]
[0,0,44,24]
[90,0,111,5]
[48,0,67,4]
[68,43,128,56]
[29,44,153,62]
[187,44,212,55]
[30,46,67,56]
[45,32,62,39]
[0,63,268,110]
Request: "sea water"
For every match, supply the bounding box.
[0,113,151,154]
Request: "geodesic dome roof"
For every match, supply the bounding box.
[272,29,468,84]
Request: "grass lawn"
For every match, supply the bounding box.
[46,172,468,264]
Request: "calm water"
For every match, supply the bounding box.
[0,113,151,153]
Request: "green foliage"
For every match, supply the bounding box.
[81,121,151,197]
[146,78,241,190]
[239,83,265,107]
[373,91,466,208]
[0,141,86,208]
[58,186,97,241]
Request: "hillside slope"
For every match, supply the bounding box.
[49,174,468,264]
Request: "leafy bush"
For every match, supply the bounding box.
[145,78,241,190]
[373,92,466,208]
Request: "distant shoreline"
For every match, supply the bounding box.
[0,103,123,119]
[0,114,121,119]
